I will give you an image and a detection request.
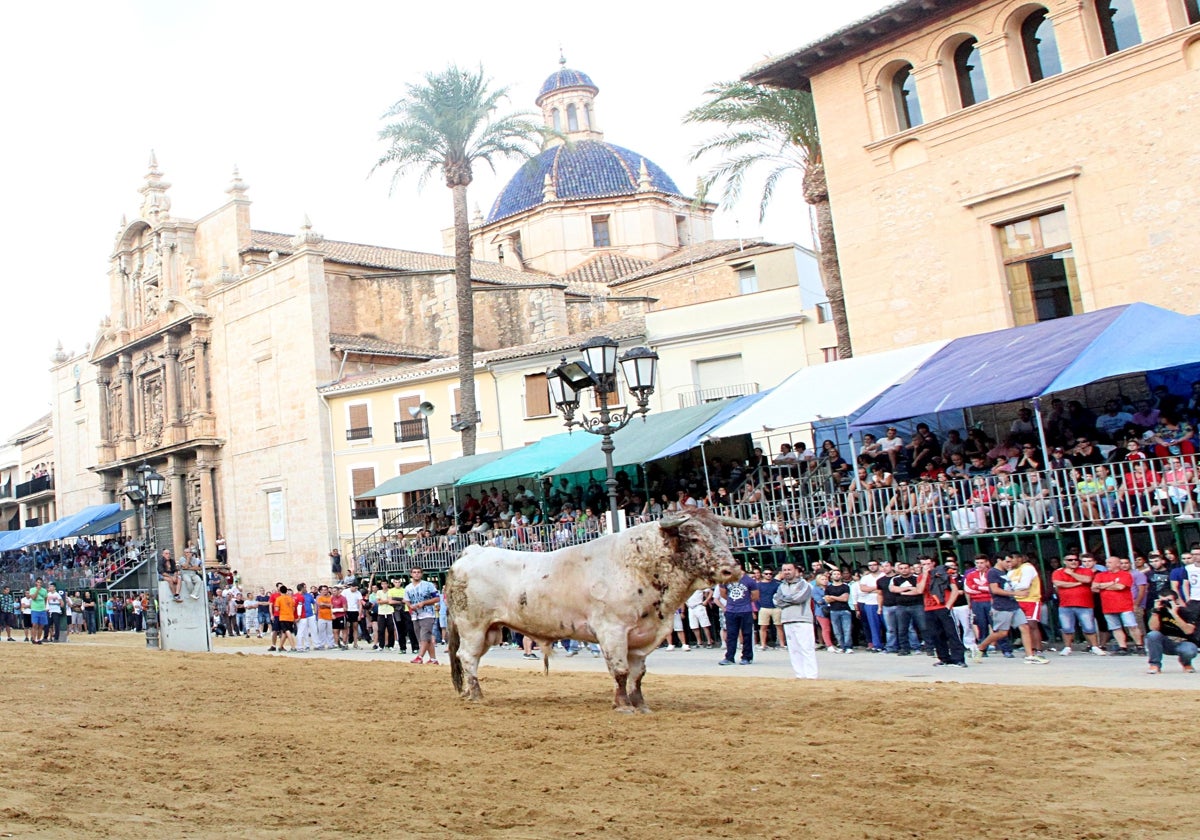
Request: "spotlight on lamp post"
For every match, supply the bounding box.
[548,336,658,532]
[124,461,165,650]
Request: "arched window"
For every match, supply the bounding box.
[567,104,579,132]
[551,108,561,132]
[1095,0,1141,55]
[1021,9,1062,82]
[953,37,989,107]
[583,103,593,129]
[891,64,923,130]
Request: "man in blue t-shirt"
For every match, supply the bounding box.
[719,566,759,665]
[756,568,783,650]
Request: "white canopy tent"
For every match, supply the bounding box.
[707,341,948,439]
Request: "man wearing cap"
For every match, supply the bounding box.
[774,562,817,679]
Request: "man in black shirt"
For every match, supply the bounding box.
[888,561,928,656]
[823,570,853,653]
[1144,552,1172,606]
[1069,437,1105,466]
[1145,591,1198,674]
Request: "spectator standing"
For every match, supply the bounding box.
[274,586,297,652]
[329,586,347,649]
[0,585,17,641]
[977,555,1048,664]
[889,562,927,656]
[824,570,853,653]
[391,577,418,655]
[774,562,817,679]
[855,559,885,651]
[685,588,715,648]
[1009,554,1047,655]
[964,555,995,658]
[916,557,967,667]
[315,585,334,650]
[944,558,975,655]
[294,583,316,652]
[1051,555,1105,655]
[756,568,783,650]
[373,581,395,651]
[810,573,833,650]
[404,568,440,665]
[1186,550,1200,602]
[343,583,364,649]
[255,588,270,639]
[718,565,759,665]
[46,584,65,642]
[1093,558,1143,654]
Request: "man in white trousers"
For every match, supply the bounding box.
[775,562,818,679]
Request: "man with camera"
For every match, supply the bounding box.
[1145,591,1198,675]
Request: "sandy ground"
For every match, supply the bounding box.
[3,634,1199,840]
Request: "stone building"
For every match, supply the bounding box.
[747,0,1200,353]
[8,413,55,530]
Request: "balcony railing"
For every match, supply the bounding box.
[394,418,428,443]
[346,427,373,441]
[352,506,380,520]
[677,382,759,409]
[450,412,482,428]
[16,475,53,499]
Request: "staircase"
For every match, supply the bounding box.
[351,489,441,577]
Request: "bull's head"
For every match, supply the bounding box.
[659,509,757,586]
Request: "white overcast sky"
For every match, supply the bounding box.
[0,0,883,437]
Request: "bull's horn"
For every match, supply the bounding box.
[658,513,690,530]
[716,515,762,529]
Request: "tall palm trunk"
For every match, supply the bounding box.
[803,162,852,360]
[451,181,478,455]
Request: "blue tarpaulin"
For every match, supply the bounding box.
[0,504,121,551]
[853,304,1200,427]
[645,392,772,462]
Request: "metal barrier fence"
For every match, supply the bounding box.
[362,452,1198,574]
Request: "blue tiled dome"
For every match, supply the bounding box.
[537,67,598,103]
[486,141,683,223]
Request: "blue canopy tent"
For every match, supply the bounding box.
[644,392,771,463]
[853,304,1200,428]
[0,504,122,551]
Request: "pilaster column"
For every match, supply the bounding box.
[1049,3,1098,71]
[911,61,948,124]
[123,466,143,539]
[163,334,182,426]
[196,448,218,564]
[169,454,187,560]
[119,353,135,439]
[191,327,211,415]
[97,373,112,443]
[1131,0,1174,41]
[977,35,1015,98]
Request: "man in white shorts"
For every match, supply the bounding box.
[688,587,715,648]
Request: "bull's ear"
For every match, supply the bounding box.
[658,513,690,532]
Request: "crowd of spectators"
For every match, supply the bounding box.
[0,535,146,591]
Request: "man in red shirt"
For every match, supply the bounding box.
[964,554,1006,660]
[1092,556,1143,655]
[915,556,967,668]
[266,581,283,652]
[329,587,348,650]
[1051,555,1105,656]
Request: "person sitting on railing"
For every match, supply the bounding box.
[1117,460,1161,519]
[1148,411,1196,458]
[1160,457,1197,519]
[993,473,1027,530]
[812,501,841,546]
[844,467,870,516]
[1020,471,1055,528]
[883,482,913,538]
[912,479,943,535]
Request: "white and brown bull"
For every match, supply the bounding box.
[445,507,756,712]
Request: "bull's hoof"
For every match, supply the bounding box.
[612,705,636,714]
[461,690,483,701]
[635,705,653,714]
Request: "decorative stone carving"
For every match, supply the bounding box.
[143,376,164,448]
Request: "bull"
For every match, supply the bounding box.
[445,507,757,712]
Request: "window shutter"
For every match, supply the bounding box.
[351,467,376,498]
[348,404,368,430]
[524,373,550,417]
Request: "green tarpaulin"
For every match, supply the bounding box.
[359,449,512,498]
[546,401,730,476]
[455,432,597,487]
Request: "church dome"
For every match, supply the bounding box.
[486,140,683,223]
[536,67,598,104]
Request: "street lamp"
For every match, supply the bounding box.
[124,461,164,649]
[548,336,659,532]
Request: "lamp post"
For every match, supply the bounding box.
[124,462,165,650]
[547,337,659,533]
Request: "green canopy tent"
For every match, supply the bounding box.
[546,401,730,477]
[454,432,597,487]
[358,449,512,499]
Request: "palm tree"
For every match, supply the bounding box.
[685,81,852,359]
[374,65,544,454]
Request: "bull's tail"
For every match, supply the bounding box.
[449,614,463,695]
